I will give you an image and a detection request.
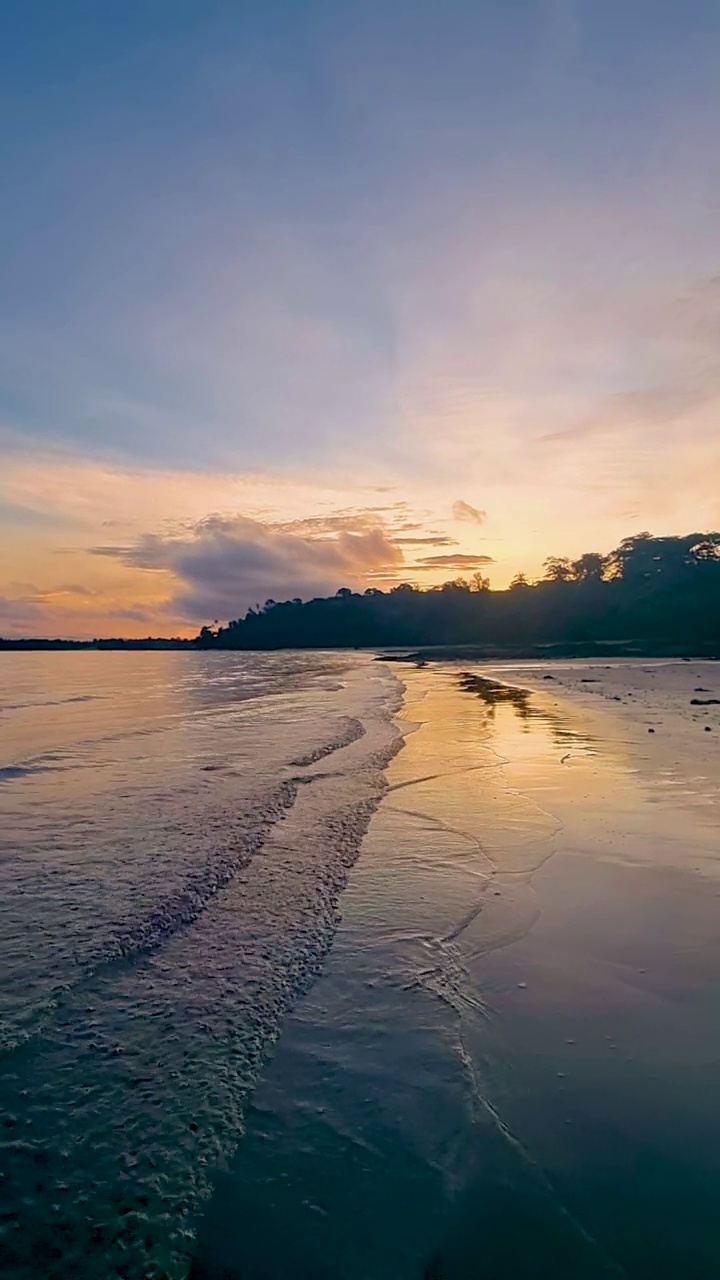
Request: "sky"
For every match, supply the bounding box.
[2,0,720,637]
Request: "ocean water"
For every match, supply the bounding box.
[0,651,401,1278]
[3,655,720,1280]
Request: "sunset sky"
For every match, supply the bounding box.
[3,1,720,637]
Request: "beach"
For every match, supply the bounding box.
[192,658,720,1279]
[1,654,719,1278]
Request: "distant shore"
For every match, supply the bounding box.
[377,640,720,662]
[3,637,720,658]
[0,637,195,650]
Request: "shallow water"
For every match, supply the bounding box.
[4,655,720,1278]
[192,662,720,1280]
[0,651,400,1278]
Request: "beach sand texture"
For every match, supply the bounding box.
[193,659,720,1280]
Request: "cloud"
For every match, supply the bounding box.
[114,608,154,623]
[0,594,45,633]
[540,276,720,449]
[413,552,495,570]
[0,587,154,639]
[452,500,486,525]
[0,499,78,530]
[31,584,98,602]
[528,278,720,525]
[268,504,412,537]
[92,515,406,621]
[2,581,98,605]
[394,535,456,546]
[539,385,714,446]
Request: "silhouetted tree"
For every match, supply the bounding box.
[192,532,720,655]
[571,552,607,582]
[543,556,575,583]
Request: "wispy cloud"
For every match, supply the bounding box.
[268,504,413,537]
[0,498,80,531]
[395,535,455,546]
[413,552,494,570]
[0,584,155,639]
[452,500,486,525]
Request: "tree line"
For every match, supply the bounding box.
[196,531,720,653]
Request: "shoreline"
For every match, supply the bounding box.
[191,658,720,1279]
[3,639,720,659]
[379,641,720,662]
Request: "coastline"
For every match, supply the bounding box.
[3,639,720,658]
[192,659,720,1279]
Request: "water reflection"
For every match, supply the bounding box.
[458,671,534,719]
[457,670,597,757]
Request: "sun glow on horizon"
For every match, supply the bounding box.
[2,3,720,636]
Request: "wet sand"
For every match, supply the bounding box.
[191,661,720,1279]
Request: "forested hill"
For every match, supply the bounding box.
[196,533,720,653]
